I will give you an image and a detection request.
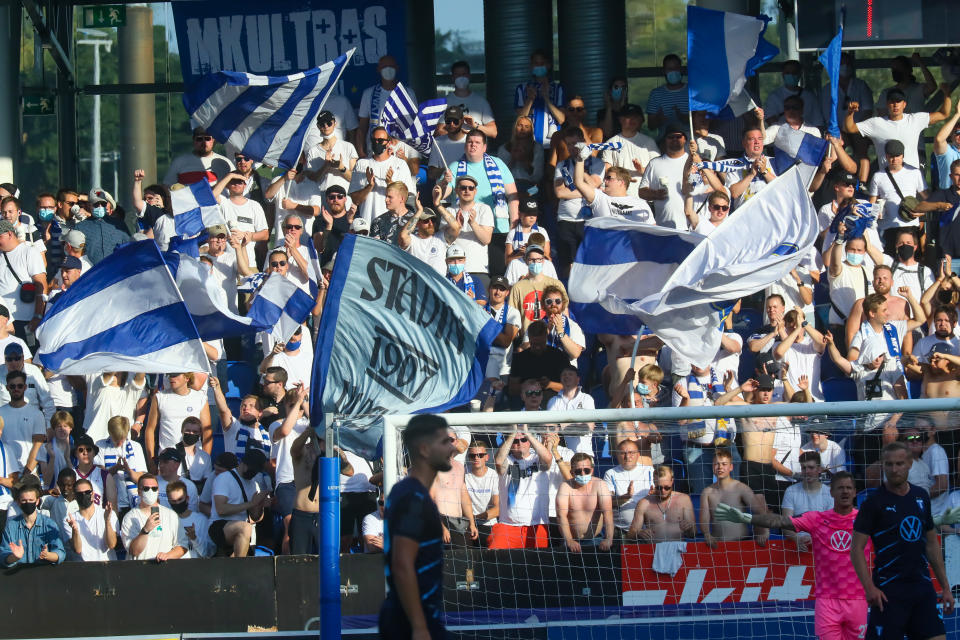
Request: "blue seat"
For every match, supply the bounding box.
[224,360,258,399]
[732,307,763,338]
[821,377,858,403]
[908,378,922,399]
[589,384,609,410]
[211,432,225,458]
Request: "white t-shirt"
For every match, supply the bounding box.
[828,263,872,325]
[546,389,596,456]
[361,510,384,551]
[82,374,145,443]
[485,303,522,378]
[602,132,661,198]
[868,167,926,232]
[0,403,45,466]
[64,505,119,561]
[428,134,468,170]
[445,92,495,125]
[341,451,377,493]
[155,388,208,452]
[358,84,418,150]
[639,153,689,229]
[406,234,447,275]
[498,452,552,526]
[348,156,415,225]
[222,417,270,458]
[772,421,804,482]
[210,470,263,522]
[555,156,604,222]
[270,349,312,389]
[179,510,215,558]
[303,138,359,193]
[801,440,846,474]
[892,262,934,303]
[447,202,494,274]
[95,438,147,509]
[0,243,45,321]
[464,469,499,526]
[913,334,960,363]
[782,483,834,515]
[857,112,931,171]
[504,257,557,286]
[121,505,188,560]
[779,334,824,401]
[0,440,21,511]
[269,416,309,485]
[302,94,359,145]
[151,215,177,252]
[270,176,324,238]
[219,197,268,266]
[603,464,654,530]
[851,320,908,365]
[589,190,653,224]
[923,443,950,516]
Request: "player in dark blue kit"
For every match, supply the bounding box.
[379,415,458,640]
[851,441,955,640]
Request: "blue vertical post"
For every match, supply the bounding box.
[319,455,341,640]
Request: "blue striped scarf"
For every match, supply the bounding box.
[698,156,767,183]
[588,141,623,153]
[457,154,507,216]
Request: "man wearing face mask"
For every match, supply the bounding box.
[445,243,487,304]
[258,327,311,390]
[827,222,887,351]
[1,483,64,566]
[515,49,565,148]
[889,229,934,301]
[348,127,414,226]
[120,473,187,561]
[443,60,497,138]
[357,54,414,157]
[208,448,270,557]
[63,477,117,561]
[555,453,614,552]
[75,188,130,265]
[167,480,214,558]
[763,60,824,127]
[508,245,566,335]
[645,54,690,133]
[156,448,200,513]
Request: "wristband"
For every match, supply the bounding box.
[139,527,149,536]
[801,321,809,328]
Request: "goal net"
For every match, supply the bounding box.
[348,400,960,639]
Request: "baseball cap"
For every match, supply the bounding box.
[455,174,478,187]
[524,244,545,258]
[215,451,239,470]
[444,104,464,121]
[326,184,347,197]
[0,220,16,236]
[158,448,183,463]
[4,342,23,357]
[64,230,86,248]
[756,374,776,390]
[0,305,9,318]
[489,276,510,290]
[88,188,115,208]
[61,256,82,271]
[620,104,643,117]
[446,244,466,260]
[351,217,370,232]
[664,122,687,137]
[886,88,907,103]
[419,207,439,222]
[518,198,540,215]
[242,447,268,473]
[206,224,229,237]
[316,110,336,126]
[884,139,905,157]
[834,171,857,186]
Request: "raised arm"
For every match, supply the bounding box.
[571,150,598,204]
[844,101,861,135]
[934,104,960,156]
[208,376,232,427]
[927,83,953,126]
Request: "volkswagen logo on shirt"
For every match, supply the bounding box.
[829,529,852,552]
[899,516,923,542]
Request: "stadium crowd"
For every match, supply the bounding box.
[4,46,960,563]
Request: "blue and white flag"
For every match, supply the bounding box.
[36,240,209,375]
[819,26,844,138]
[829,201,880,238]
[687,6,779,116]
[381,84,448,155]
[163,251,270,340]
[247,272,316,345]
[380,82,419,134]
[182,50,354,170]
[771,126,829,176]
[310,234,501,458]
[571,167,818,366]
[697,158,751,174]
[171,181,225,238]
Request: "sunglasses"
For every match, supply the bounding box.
[905,435,923,441]
[263,378,281,384]
[514,437,529,443]
[377,500,385,506]
[544,297,562,305]
[524,390,542,397]
[372,137,390,143]
[5,355,22,361]
[666,134,685,140]
[446,119,460,125]
[318,119,335,128]
[655,485,673,491]
[142,486,159,492]
[183,431,201,436]
[270,261,287,267]
[194,136,213,142]
[76,447,93,454]
[468,453,487,459]
[567,106,585,112]
[75,489,93,497]
[603,175,618,181]
[326,193,346,200]
[709,204,730,212]
[572,468,593,475]
[284,224,303,231]
[458,185,477,191]
[6,383,24,389]
[211,234,227,240]
[235,155,250,162]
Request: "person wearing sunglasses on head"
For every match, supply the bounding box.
[315,185,354,264]
[302,110,358,192]
[163,126,234,187]
[211,170,269,270]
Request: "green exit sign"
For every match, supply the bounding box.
[82,5,125,28]
[23,94,55,116]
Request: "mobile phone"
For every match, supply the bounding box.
[151,505,162,532]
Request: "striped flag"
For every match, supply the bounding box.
[182,50,354,170]
[171,181,225,237]
[36,240,209,374]
[381,83,447,154]
[771,126,829,176]
[252,231,323,343]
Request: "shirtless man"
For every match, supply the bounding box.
[844,266,920,356]
[432,440,478,546]
[715,373,792,510]
[288,424,327,555]
[599,334,662,402]
[627,465,696,542]
[699,448,769,547]
[555,453,614,552]
[904,305,960,399]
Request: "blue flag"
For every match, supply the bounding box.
[310,235,501,458]
[818,26,844,138]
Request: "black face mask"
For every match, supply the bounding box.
[896,245,915,261]
[19,501,37,516]
[938,291,954,304]
[182,433,201,446]
[239,416,258,427]
[241,468,259,480]
[371,140,388,155]
[169,500,189,515]
[76,493,93,509]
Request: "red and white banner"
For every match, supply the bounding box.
[621,540,814,607]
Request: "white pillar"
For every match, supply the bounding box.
[0,5,18,183]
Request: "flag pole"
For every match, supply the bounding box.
[627,328,646,425]
[688,110,695,147]
[432,136,450,173]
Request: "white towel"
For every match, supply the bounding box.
[652,541,687,576]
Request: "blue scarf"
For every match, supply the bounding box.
[371,84,385,125]
[546,315,571,351]
[484,302,506,325]
[511,223,540,247]
[881,323,901,359]
[457,154,507,216]
[448,271,477,298]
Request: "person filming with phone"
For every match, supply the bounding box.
[120,473,188,562]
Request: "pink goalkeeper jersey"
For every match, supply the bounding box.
[791,508,868,600]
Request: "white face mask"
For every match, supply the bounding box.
[380,66,397,82]
[140,488,159,506]
[454,76,470,90]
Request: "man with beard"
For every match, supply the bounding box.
[844,265,921,351]
[904,305,960,399]
[638,123,690,229]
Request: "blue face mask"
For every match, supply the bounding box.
[846,252,864,266]
[783,73,800,88]
[532,65,548,78]
[635,382,650,396]
[448,263,465,276]
[611,87,624,100]
[286,339,301,351]
[92,206,106,219]
[665,71,682,85]
[38,208,55,222]
[574,474,592,486]
[528,262,543,276]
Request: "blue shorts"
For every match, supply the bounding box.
[866,581,945,640]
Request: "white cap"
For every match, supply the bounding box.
[88,188,115,208]
[351,217,370,232]
[446,244,466,259]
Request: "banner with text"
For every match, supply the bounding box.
[310,234,501,458]
[171,0,407,106]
